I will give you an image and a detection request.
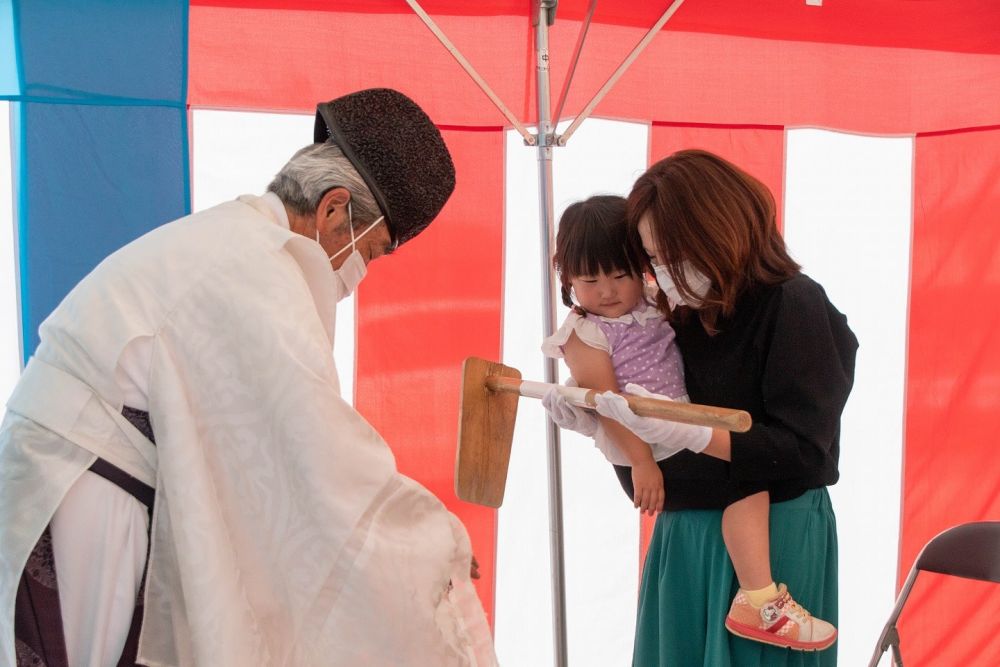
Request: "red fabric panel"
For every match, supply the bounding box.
[553,27,1000,136]
[641,124,785,565]
[576,0,1000,55]
[188,5,1000,134]
[353,128,504,623]
[188,6,533,122]
[899,128,1000,665]
[650,124,786,228]
[639,513,655,575]
[192,1,1000,55]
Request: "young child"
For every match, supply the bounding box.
[541,195,701,515]
[541,194,837,652]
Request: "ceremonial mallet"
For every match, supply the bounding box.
[456,356,752,508]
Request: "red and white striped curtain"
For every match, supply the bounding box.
[3,2,999,665]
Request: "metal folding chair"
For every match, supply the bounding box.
[868,521,1000,666]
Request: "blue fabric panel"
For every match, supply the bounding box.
[16,0,185,103]
[0,0,18,96]
[13,0,188,359]
[18,103,188,357]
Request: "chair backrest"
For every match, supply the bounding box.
[867,521,1000,667]
[916,521,1000,583]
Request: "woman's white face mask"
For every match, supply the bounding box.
[318,201,384,302]
[652,262,711,310]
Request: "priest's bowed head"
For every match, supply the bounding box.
[280,87,456,281]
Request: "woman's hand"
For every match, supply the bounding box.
[595,384,711,453]
[631,459,664,516]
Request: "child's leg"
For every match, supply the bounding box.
[721,491,773,591]
[722,491,838,651]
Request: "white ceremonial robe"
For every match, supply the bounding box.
[0,193,497,666]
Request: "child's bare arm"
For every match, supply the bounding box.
[563,331,664,515]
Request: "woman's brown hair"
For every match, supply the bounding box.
[626,149,799,330]
[553,195,645,311]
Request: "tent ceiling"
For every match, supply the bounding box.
[192,0,1000,56]
[188,1,1000,134]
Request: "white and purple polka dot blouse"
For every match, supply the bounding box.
[541,290,687,400]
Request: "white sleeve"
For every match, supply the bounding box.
[540,312,609,358]
[115,335,154,411]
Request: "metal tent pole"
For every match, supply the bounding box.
[533,3,568,666]
[534,0,568,667]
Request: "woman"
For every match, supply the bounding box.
[545,149,857,665]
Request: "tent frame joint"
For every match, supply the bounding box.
[532,0,558,27]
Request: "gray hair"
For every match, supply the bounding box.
[268,141,381,227]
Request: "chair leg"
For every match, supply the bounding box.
[867,568,920,667]
[868,624,901,667]
[888,627,903,666]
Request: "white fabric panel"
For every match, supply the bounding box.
[190,110,354,403]
[495,126,555,667]
[496,118,647,667]
[784,129,912,667]
[0,101,19,401]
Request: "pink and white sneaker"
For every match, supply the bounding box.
[724,584,837,651]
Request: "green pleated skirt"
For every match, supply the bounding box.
[633,488,838,666]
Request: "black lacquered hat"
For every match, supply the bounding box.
[314,88,456,247]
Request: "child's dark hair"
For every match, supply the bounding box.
[553,195,646,310]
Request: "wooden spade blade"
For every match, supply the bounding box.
[456,357,521,508]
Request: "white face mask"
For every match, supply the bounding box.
[652,262,711,310]
[318,201,384,302]
[331,250,367,303]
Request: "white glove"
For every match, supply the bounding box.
[594,382,711,454]
[542,385,598,437]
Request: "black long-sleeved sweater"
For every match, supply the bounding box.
[614,274,858,510]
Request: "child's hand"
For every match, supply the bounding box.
[631,459,664,516]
